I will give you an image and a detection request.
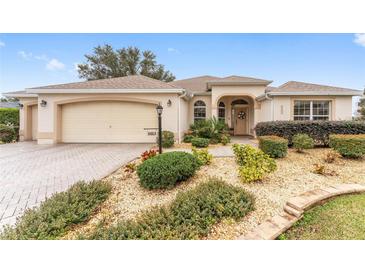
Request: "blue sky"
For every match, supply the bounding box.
[0,33,364,96]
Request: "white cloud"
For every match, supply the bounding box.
[0,41,5,47]
[18,50,33,60]
[167,47,180,54]
[46,58,65,71]
[34,54,48,61]
[354,33,365,47]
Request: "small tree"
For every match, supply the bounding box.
[358,89,365,119]
[77,45,175,82]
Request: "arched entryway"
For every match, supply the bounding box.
[216,96,255,136]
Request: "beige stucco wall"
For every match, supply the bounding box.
[257,99,273,122]
[188,95,212,125]
[34,93,180,144]
[270,95,354,121]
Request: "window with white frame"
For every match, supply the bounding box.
[218,102,225,121]
[293,100,331,121]
[194,100,206,121]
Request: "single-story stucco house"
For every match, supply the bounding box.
[4,75,362,145]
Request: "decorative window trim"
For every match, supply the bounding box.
[218,102,225,121]
[293,100,331,121]
[194,100,206,121]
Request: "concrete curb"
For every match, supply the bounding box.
[238,183,365,240]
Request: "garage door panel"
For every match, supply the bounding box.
[62,101,157,143]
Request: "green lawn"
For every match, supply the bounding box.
[279,193,365,240]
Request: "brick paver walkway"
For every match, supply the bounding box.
[0,142,151,228]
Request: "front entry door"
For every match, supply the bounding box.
[234,107,248,135]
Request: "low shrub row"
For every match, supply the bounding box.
[232,144,277,183]
[0,180,112,240]
[255,120,365,146]
[329,134,365,158]
[137,151,201,189]
[83,178,254,240]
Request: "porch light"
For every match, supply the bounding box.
[156,104,163,115]
[19,103,24,109]
[40,100,47,107]
[167,99,172,107]
[156,104,163,154]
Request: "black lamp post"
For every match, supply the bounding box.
[156,104,163,154]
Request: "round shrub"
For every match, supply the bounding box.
[183,134,194,143]
[329,134,365,158]
[158,130,174,148]
[191,137,209,148]
[192,147,213,165]
[258,135,288,158]
[292,134,314,152]
[0,124,16,143]
[137,151,201,189]
[221,134,231,145]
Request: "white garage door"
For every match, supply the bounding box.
[62,101,158,143]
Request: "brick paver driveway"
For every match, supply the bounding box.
[0,142,151,227]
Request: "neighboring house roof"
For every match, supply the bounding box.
[0,101,20,108]
[2,90,37,98]
[172,75,272,92]
[29,75,182,90]
[273,81,361,93]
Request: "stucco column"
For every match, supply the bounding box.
[37,96,56,144]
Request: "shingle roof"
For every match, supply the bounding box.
[208,75,272,84]
[0,102,20,108]
[273,81,361,93]
[172,76,220,92]
[30,75,182,90]
[172,75,271,92]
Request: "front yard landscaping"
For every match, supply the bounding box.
[60,146,364,240]
[279,193,365,240]
[2,131,364,240]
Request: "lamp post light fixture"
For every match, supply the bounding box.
[40,100,47,107]
[18,103,24,109]
[156,104,163,154]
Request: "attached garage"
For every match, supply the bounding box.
[61,101,158,143]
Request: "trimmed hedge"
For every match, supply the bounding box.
[137,151,201,189]
[0,180,112,240]
[83,178,254,240]
[0,124,16,143]
[329,134,365,158]
[191,137,210,148]
[0,108,19,127]
[258,136,288,158]
[255,121,365,146]
[232,144,277,183]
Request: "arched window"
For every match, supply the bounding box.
[218,102,225,121]
[194,100,206,121]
